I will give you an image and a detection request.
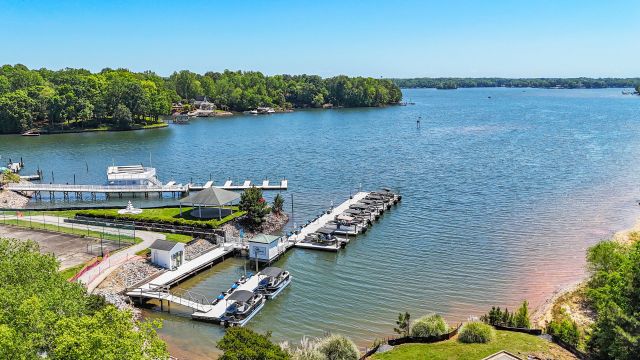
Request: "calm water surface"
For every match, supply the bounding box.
[2,88,640,358]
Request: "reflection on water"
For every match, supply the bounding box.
[2,88,640,358]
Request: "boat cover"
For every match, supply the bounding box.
[226,290,254,303]
[261,267,284,278]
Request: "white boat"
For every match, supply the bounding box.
[107,165,161,187]
[257,267,291,299]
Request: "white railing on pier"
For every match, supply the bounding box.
[5,183,187,193]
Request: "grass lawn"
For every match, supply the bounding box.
[76,206,246,228]
[162,232,193,243]
[372,331,576,360]
[1,218,141,244]
[59,262,88,280]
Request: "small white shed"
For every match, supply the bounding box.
[149,239,185,270]
[248,234,285,262]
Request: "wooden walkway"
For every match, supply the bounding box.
[6,179,288,200]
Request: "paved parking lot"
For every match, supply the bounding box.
[0,225,120,270]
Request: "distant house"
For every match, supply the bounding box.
[149,239,185,270]
[192,96,216,111]
[248,234,286,263]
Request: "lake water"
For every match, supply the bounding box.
[2,88,640,358]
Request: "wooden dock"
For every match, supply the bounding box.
[6,178,288,201]
[290,192,369,251]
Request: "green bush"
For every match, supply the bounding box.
[458,322,495,344]
[547,316,580,348]
[317,334,359,360]
[410,314,449,337]
[217,327,289,360]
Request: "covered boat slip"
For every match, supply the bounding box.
[292,189,401,252]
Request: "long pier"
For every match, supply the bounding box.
[290,192,369,252]
[5,179,288,200]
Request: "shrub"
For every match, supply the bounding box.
[547,317,580,348]
[458,322,495,344]
[393,311,411,337]
[317,334,359,360]
[217,327,289,360]
[287,337,325,360]
[410,314,449,337]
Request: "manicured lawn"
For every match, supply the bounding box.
[372,331,576,360]
[76,206,246,228]
[162,232,193,243]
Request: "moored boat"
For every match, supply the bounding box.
[220,290,265,327]
[257,267,291,299]
[21,130,40,136]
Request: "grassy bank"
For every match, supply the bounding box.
[373,331,575,360]
[76,206,246,228]
[44,121,168,134]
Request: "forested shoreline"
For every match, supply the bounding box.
[0,64,402,134]
[393,77,640,89]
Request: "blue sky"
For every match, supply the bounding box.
[1,0,638,77]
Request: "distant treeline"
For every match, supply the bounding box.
[0,64,401,134]
[392,77,640,89]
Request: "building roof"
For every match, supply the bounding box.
[481,351,522,360]
[249,234,280,244]
[226,290,254,303]
[179,187,240,206]
[261,267,284,278]
[149,239,181,252]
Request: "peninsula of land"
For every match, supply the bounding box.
[0,64,402,135]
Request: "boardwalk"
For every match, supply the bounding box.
[6,179,288,200]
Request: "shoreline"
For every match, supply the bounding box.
[531,214,640,328]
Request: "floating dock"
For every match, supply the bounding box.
[291,192,369,252]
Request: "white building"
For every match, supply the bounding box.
[107,165,160,186]
[248,234,287,263]
[149,240,185,270]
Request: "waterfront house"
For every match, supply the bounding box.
[248,234,287,263]
[149,239,185,270]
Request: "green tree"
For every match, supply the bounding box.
[272,193,285,214]
[410,314,449,337]
[586,239,640,360]
[393,311,411,337]
[514,300,531,328]
[239,187,271,228]
[0,89,35,133]
[217,327,289,360]
[113,104,133,129]
[0,237,168,359]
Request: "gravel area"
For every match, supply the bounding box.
[94,258,164,318]
[0,189,30,208]
[222,212,289,238]
[97,258,163,292]
[185,238,216,260]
